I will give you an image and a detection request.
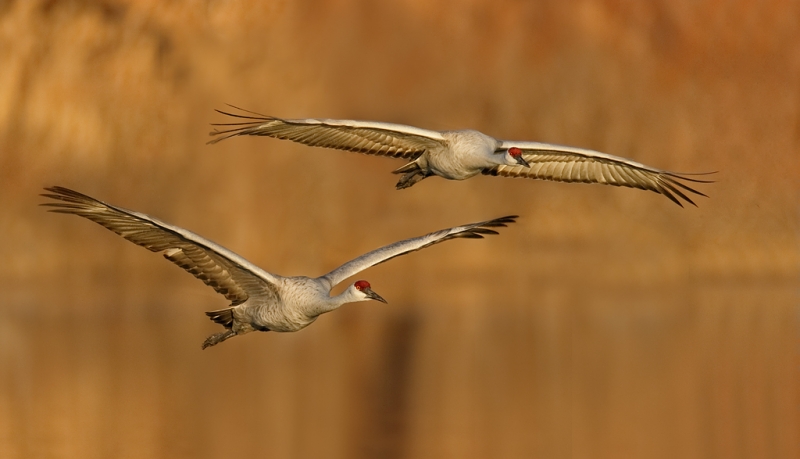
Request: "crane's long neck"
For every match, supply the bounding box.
[334,287,362,306]
[316,285,360,315]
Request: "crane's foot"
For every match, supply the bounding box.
[395,171,428,189]
[201,329,235,350]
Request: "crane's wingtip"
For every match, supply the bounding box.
[40,186,85,199]
[471,228,500,236]
[224,103,268,116]
[212,104,271,120]
[206,128,247,144]
[670,170,718,176]
[491,215,519,225]
[665,170,718,184]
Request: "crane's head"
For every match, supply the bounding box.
[353,280,387,303]
[502,147,530,167]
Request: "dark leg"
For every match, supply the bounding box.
[395,170,429,189]
[201,329,236,349]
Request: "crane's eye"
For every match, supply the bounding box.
[508,147,522,157]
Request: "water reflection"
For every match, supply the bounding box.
[1,281,796,459]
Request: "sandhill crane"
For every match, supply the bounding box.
[209,107,713,206]
[42,186,517,349]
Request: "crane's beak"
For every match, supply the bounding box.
[514,154,530,168]
[364,287,388,304]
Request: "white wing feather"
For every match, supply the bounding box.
[321,216,517,287]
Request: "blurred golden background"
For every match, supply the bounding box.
[1,1,798,458]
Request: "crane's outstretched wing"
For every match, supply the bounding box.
[41,186,281,305]
[321,216,517,287]
[486,141,714,207]
[208,106,445,159]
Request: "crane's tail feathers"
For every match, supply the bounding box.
[392,162,421,174]
[205,308,235,328]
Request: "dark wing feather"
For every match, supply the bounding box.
[41,186,280,305]
[208,105,444,160]
[488,142,714,207]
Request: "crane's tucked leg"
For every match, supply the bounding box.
[202,329,235,349]
[201,307,268,349]
[392,162,429,189]
[395,171,428,189]
[202,307,237,349]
